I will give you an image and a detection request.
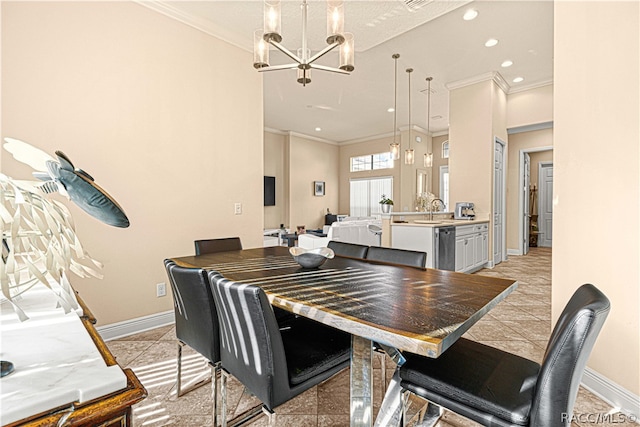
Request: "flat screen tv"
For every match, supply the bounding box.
[264,176,276,206]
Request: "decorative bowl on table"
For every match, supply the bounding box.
[289,247,335,269]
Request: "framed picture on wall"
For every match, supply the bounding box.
[314,181,325,196]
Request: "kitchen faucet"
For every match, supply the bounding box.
[429,198,445,220]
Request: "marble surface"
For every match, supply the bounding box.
[0,284,127,425]
[390,219,490,228]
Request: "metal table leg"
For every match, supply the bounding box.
[350,335,373,427]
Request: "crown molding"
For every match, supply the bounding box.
[508,79,554,94]
[287,131,340,146]
[134,1,249,52]
[432,130,449,137]
[341,131,395,146]
[507,121,554,135]
[264,127,287,136]
[446,71,511,94]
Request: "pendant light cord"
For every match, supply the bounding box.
[393,54,399,145]
[426,77,432,134]
[407,68,413,149]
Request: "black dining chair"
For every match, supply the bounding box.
[398,283,610,427]
[366,246,427,268]
[163,260,221,425]
[208,271,352,426]
[327,240,369,259]
[194,237,242,255]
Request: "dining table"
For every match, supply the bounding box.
[171,246,517,427]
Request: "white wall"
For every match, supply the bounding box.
[1,2,264,325]
[554,1,639,401]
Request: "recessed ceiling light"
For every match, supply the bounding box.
[387,108,395,113]
[513,77,524,83]
[485,38,499,47]
[463,9,478,21]
[501,60,513,68]
[315,127,322,132]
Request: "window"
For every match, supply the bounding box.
[350,152,394,172]
[439,166,449,210]
[442,140,450,159]
[350,177,393,217]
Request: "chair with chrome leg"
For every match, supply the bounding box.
[398,283,610,426]
[194,237,242,255]
[327,240,369,259]
[208,271,352,426]
[366,246,426,268]
[164,260,220,424]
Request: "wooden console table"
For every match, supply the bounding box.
[1,288,147,427]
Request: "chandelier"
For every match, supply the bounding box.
[253,0,355,86]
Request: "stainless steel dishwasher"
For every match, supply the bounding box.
[434,226,456,271]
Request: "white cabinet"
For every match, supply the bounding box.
[391,225,435,268]
[455,223,489,273]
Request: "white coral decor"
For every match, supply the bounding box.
[0,174,103,321]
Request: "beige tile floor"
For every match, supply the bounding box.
[107,248,633,426]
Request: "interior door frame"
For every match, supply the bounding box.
[517,146,553,255]
[538,161,554,247]
[493,137,507,267]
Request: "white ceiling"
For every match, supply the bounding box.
[141,0,554,143]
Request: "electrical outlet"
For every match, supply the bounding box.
[234,203,242,215]
[156,282,167,297]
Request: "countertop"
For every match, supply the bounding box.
[390,218,490,227]
[0,284,127,425]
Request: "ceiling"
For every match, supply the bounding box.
[140,0,554,143]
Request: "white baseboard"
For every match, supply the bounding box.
[507,248,523,256]
[97,310,174,341]
[582,368,640,421]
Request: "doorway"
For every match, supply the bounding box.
[493,138,506,266]
[538,162,554,247]
[518,147,553,254]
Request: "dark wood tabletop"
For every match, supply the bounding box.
[171,246,517,358]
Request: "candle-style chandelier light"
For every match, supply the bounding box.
[253,0,355,86]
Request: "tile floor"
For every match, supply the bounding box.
[106,248,633,426]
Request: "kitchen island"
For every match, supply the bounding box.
[382,212,490,273]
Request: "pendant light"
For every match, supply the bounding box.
[389,54,400,160]
[424,77,434,168]
[405,68,414,165]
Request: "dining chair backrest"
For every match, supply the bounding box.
[194,237,242,256]
[365,246,426,268]
[209,273,289,408]
[529,283,610,426]
[164,260,220,364]
[208,271,351,415]
[327,240,369,259]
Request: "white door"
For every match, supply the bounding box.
[493,140,505,265]
[523,153,531,255]
[538,163,553,247]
